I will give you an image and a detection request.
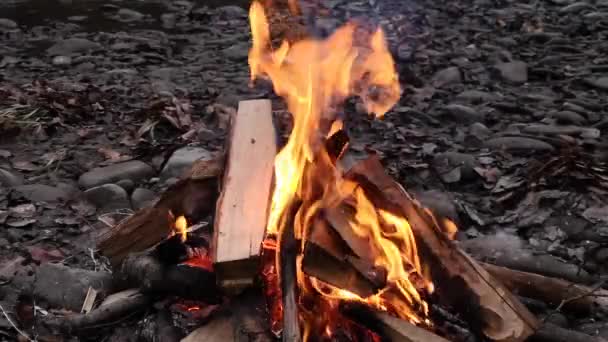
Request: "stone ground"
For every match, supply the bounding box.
[2,0,608,340]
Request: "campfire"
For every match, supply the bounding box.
[92,1,543,341]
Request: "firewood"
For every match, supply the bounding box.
[460,238,595,285]
[530,323,608,342]
[181,288,273,342]
[343,154,539,342]
[43,289,149,334]
[98,155,223,267]
[279,201,302,342]
[481,262,608,315]
[116,251,221,303]
[341,302,450,342]
[213,99,277,293]
[301,215,387,298]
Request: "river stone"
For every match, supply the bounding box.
[494,61,528,84]
[84,184,131,212]
[47,38,102,56]
[79,160,155,189]
[14,184,72,202]
[0,168,23,187]
[161,146,213,180]
[484,137,554,154]
[443,104,484,123]
[0,18,17,29]
[431,66,462,88]
[131,188,157,210]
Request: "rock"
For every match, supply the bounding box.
[443,104,484,123]
[14,184,72,202]
[551,110,586,124]
[469,122,491,139]
[222,43,249,61]
[584,77,608,91]
[412,190,459,222]
[560,2,594,13]
[52,55,71,66]
[0,18,17,29]
[216,5,248,18]
[494,61,528,84]
[431,66,462,88]
[47,38,102,56]
[116,179,135,193]
[455,90,498,103]
[0,168,23,187]
[131,188,157,210]
[33,263,112,312]
[160,146,213,180]
[484,137,554,154]
[84,184,131,212]
[115,8,145,22]
[433,152,478,183]
[78,160,155,189]
[522,124,600,139]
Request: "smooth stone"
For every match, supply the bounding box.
[78,160,155,189]
[560,2,594,13]
[433,152,478,182]
[455,90,498,103]
[215,5,247,18]
[52,55,71,66]
[84,184,131,212]
[34,263,112,312]
[522,124,600,139]
[131,188,157,210]
[469,122,491,139]
[222,42,249,61]
[47,38,102,56]
[0,18,17,29]
[413,190,459,221]
[443,104,485,123]
[116,8,145,22]
[14,184,72,202]
[484,137,554,153]
[160,146,212,180]
[584,77,608,91]
[431,66,462,88]
[494,61,528,84]
[551,110,586,124]
[0,168,23,187]
[116,179,135,193]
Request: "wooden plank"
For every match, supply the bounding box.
[213,99,277,291]
[344,154,539,342]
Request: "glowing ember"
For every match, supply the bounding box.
[249,1,435,339]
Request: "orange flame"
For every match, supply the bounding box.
[173,215,188,243]
[249,1,432,338]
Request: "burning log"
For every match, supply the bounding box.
[116,246,220,303]
[98,155,223,267]
[181,288,273,342]
[341,302,450,342]
[279,201,302,342]
[343,154,539,342]
[213,99,277,293]
[481,262,608,315]
[301,215,387,298]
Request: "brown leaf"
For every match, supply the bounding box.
[27,246,64,263]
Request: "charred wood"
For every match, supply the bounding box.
[116,252,220,303]
[43,289,149,334]
[341,302,450,342]
[279,201,302,342]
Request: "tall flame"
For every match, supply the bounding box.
[249,1,431,338]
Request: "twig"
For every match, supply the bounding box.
[0,303,35,342]
[542,279,607,324]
